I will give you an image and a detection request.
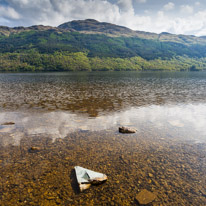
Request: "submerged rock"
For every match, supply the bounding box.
[135,189,156,205]
[30,147,40,150]
[119,126,136,134]
[29,147,41,153]
[1,122,15,125]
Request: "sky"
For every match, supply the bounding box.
[0,0,206,36]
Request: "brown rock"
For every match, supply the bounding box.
[29,147,41,153]
[135,189,156,205]
[119,126,136,133]
[1,122,15,125]
[30,147,40,151]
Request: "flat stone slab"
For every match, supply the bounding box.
[135,189,156,205]
[74,166,107,192]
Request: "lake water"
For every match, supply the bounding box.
[0,71,206,205]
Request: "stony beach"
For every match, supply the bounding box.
[0,127,205,205]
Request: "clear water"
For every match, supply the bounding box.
[0,71,206,205]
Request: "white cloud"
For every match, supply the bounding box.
[0,0,206,36]
[195,2,200,6]
[0,5,20,19]
[136,0,147,3]
[180,5,194,14]
[3,0,121,26]
[163,2,175,11]
[147,9,206,35]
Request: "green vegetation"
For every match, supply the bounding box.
[1,31,206,59]
[0,26,206,71]
[0,52,205,72]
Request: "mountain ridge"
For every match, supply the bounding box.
[0,19,206,45]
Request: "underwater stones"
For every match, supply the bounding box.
[135,189,157,205]
[119,127,136,134]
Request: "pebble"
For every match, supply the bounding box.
[29,147,41,153]
[135,189,157,205]
[30,147,40,151]
[47,196,56,200]
[149,173,154,178]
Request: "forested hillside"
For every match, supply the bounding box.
[0,19,206,71]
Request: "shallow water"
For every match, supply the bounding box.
[0,71,206,205]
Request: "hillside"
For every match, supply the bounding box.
[58,19,206,45]
[0,19,206,72]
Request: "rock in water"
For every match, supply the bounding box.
[119,126,136,133]
[74,166,107,192]
[28,147,41,153]
[30,147,40,151]
[1,122,15,125]
[135,189,156,205]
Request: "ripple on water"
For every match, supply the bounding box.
[1,71,206,116]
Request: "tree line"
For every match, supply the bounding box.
[0,52,205,72]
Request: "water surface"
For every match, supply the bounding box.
[0,71,206,205]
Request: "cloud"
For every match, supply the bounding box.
[2,0,121,26]
[117,0,133,12]
[163,2,175,11]
[148,9,206,36]
[0,5,20,19]
[0,0,206,36]
[180,5,194,14]
[136,0,147,3]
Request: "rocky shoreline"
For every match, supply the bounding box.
[0,129,205,205]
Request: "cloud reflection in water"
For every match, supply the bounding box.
[0,103,206,146]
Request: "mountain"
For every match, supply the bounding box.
[0,19,206,72]
[58,19,206,45]
[0,25,58,36]
[1,19,206,45]
[58,19,138,36]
